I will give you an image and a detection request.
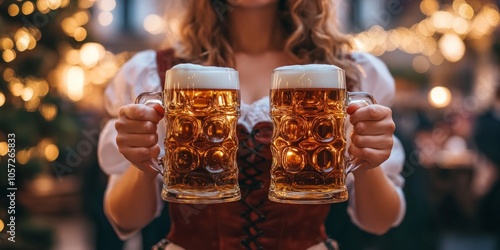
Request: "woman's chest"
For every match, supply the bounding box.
[235,52,296,104]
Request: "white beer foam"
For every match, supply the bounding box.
[166,63,239,89]
[272,64,345,89]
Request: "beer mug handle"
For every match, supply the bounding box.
[346,92,377,173]
[134,91,165,175]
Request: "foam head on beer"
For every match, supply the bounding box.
[166,63,239,90]
[272,64,345,89]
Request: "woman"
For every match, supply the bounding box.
[98,0,406,249]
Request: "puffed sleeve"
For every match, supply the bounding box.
[97,50,166,240]
[345,52,407,229]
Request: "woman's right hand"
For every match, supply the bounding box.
[115,103,165,175]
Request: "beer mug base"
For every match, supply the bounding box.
[162,187,241,204]
[268,188,348,204]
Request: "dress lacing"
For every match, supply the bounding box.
[237,98,273,249]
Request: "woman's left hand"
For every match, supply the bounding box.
[347,103,395,172]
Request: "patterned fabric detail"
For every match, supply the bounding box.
[237,122,273,250]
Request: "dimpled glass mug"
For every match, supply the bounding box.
[135,63,241,204]
[268,64,376,204]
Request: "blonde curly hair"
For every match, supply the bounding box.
[162,0,360,90]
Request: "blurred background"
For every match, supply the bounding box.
[0,0,499,249]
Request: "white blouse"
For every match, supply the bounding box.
[97,50,406,239]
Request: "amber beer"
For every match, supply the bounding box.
[149,63,241,203]
[269,64,374,204]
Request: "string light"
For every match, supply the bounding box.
[2,49,16,62]
[39,103,58,121]
[0,142,8,156]
[73,27,87,41]
[37,0,50,13]
[48,0,62,10]
[8,4,20,16]
[44,144,59,161]
[21,1,35,15]
[353,0,500,65]
[0,92,5,107]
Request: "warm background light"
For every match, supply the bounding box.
[412,55,431,73]
[0,142,8,156]
[80,42,105,67]
[353,0,500,65]
[144,14,165,35]
[439,33,466,62]
[428,86,452,108]
[98,11,113,26]
[0,92,5,107]
[64,66,85,101]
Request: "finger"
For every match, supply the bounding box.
[348,145,391,167]
[149,103,165,117]
[115,119,158,134]
[147,144,161,159]
[119,104,163,123]
[116,133,158,148]
[118,145,161,165]
[351,134,394,150]
[352,119,396,136]
[346,102,368,115]
[118,146,151,164]
[349,104,392,124]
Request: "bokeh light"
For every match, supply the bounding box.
[429,86,452,108]
[439,33,466,62]
[21,1,35,15]
[44,144,60,162]
[2,49,16,62]
[144,14,165,35]
[98,11,113,26]
[21,87,35,101]
[0,142,8,156]
[413,56,431,73]
[0,92,5,107]
[98,0,116,12]
[39,103,58,121]
[64,66,85,101]
[80,43,105,67]
[73,27,88,41]
[8,4,20,16]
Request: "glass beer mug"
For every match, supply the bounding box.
[268,64,376,204]
[135,64,241,204]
